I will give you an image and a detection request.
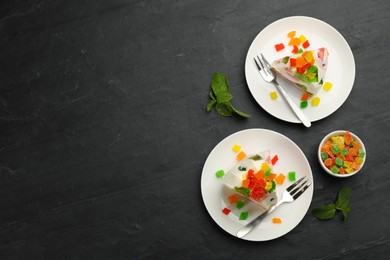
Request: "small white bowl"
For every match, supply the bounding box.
[318,130,366,178]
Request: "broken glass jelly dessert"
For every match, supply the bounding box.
[272,48,329,94]
[222,150,277,210]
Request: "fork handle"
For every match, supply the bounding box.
[236,201,281,238]
[272,81,311,127]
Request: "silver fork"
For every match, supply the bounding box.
[254,54,311,127]
[236,176,311,238]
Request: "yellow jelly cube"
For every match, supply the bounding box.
[344,161,352,168]
[331,136,344,148]
[323,82,333,91]
[232,144,241,153]
[355,157,364,164]
[298,35,306,43]
[303,51,314,63]
[345,167,354,174]
[270,91,278,100]
[265,181,272,191]
[261,162,271,171]
[311,97,320,106]
[236,151,246,161]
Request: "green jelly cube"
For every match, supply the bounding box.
[341,149,349,156]
[236,200,245,209]
[288,171,296,181]
[335,157,344,167]
[321,152,328,161]
[215,170,225,178]
[264,169,271,177]
[239,211,249,220]
[300,101,308,108]
[331,145,340,154]
[331,166,339,174]
[358,149,365,158]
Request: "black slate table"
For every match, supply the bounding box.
[1,0,390,259]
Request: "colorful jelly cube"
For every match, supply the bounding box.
[271,155,278,165]
[228,194,239,204]
[236,151,246,161]
[323,82,333,91]
[272,217,282,224]
[311,97,320,106]
[261,162,271,171]
[288,171,296,181]
[216,170,225,178]
[275,173,286,185]
[232,144,241,153]
[331,145,341,154]
[222,207,231,215]
[331,166,339,174]
[239,211,249,220]
[300,101,308,108]
[302,40,310,48]
[270,91,278,100]
[287,31,296,38]
[275,43,285,51]
[236,200,245,209]
[335,157,344,167]
[301,92,310,101]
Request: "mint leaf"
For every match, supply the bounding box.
[215,102,233,117]
[232,106,251,118]
[207,100,216,112]
[341,206,352,221]
[335,187,352,210]
[208,72,250,118]
[211,72,229,94]
[312,204,336,220]
[209,91,216,100]
[216,92,233,103]
[313,187,352,222]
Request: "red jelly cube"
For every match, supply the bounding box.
[271,155,279,165]
[302,40,310,49]
[290,58,296,67]
[274,43,285,51]
[222,207,231,215]
[291,45,299,54]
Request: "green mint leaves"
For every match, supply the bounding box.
[312,187,352,221]
[207,72,250,118]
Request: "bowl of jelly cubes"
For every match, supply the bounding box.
[318,130,366,177]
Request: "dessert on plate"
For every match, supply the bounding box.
[223,150,277,210]
[272,47,328,94]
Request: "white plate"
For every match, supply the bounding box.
[201,129,313,241]
[245,16,355,123]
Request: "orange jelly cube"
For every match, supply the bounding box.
[242,179,250,188]
[236,151,246,161]
[228,194,239,204]
[272,217,282,224]
[275,173,286,185]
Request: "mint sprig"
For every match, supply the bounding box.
[312,187,352,221]
[207,72,250,118]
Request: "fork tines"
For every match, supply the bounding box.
[288,176,311,200]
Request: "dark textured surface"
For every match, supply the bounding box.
[1,0,390,259]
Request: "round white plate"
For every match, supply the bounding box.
[245,16,355,123]
[201,129,313,241]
